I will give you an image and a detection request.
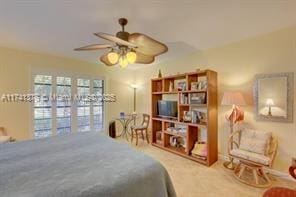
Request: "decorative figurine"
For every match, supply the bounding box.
[158,69,162,78]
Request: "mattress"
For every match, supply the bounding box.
[0,132,176,197]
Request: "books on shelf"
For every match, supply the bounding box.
[191,141,207,160]
[180,94,188,104]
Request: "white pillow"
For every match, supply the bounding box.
[239,129,271,155]
[0,136,11,143]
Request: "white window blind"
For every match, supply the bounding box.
[33,74,104,138]
[34,75,52,138]
[56,77,71,134]
[93,79,104,131]
[77,79,90,132]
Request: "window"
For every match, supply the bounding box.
[56,77,71,134]
[77,79,90,132]
[34,75,52,138]
[93,80,104,131]
[33,74,104,138]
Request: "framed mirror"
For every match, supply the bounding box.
[254,72,294,122]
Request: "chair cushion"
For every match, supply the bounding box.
[230,149,271,165]
[0,136,11,143]
[143,122,148,127]
[239,129,272,155]
[131,125,147,130]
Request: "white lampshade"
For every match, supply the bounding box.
[130,84,139,89]
[266,98,274,106]
[221,91,246,106]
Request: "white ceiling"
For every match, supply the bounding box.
[0,0,296,68]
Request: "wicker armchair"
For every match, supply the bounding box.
[228,129,277,187]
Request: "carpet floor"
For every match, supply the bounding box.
[118,138,296,197]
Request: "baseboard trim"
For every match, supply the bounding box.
[218,154,296,182]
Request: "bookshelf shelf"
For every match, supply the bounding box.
[152,90,207,94]
[163,130,186,138]
[152,117,207,128]
[151,69,217,166]
[151,142,208,164]
[180,90,207,93]
[179,104,190,107]
[152,91,179,94]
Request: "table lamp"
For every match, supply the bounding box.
[266,98,274,116]
[221,91,246,169]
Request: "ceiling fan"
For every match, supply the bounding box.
[74,18,168,68]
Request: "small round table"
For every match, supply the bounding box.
[115,115,137,141]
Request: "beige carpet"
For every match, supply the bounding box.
[117,138,296,197]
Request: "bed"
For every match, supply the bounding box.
[0,132,176,197]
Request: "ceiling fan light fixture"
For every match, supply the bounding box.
[107,51,119,64]
[126,50,137,64]
[75,18,168,68]
[119,56,128,68]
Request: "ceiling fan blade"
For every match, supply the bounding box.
[74,44,112,51]
[94,32,137,48]
[100,53,116,66]
[129,33,168,56]
[135,52,155,64]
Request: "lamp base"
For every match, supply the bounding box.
[223,159,236,170]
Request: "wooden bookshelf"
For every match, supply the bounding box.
[151,69,218,166]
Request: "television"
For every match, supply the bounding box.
[157,100,178,118]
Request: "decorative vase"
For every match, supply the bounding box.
[158,69,162,78]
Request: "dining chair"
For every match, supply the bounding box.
[131,114,150,145]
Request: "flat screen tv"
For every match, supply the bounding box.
[157,100,178,118]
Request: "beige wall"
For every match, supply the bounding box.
[0,47,110,140]
[109,26,296,172]
[104,67,138,121]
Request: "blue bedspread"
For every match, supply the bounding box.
[0,132,176,197]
